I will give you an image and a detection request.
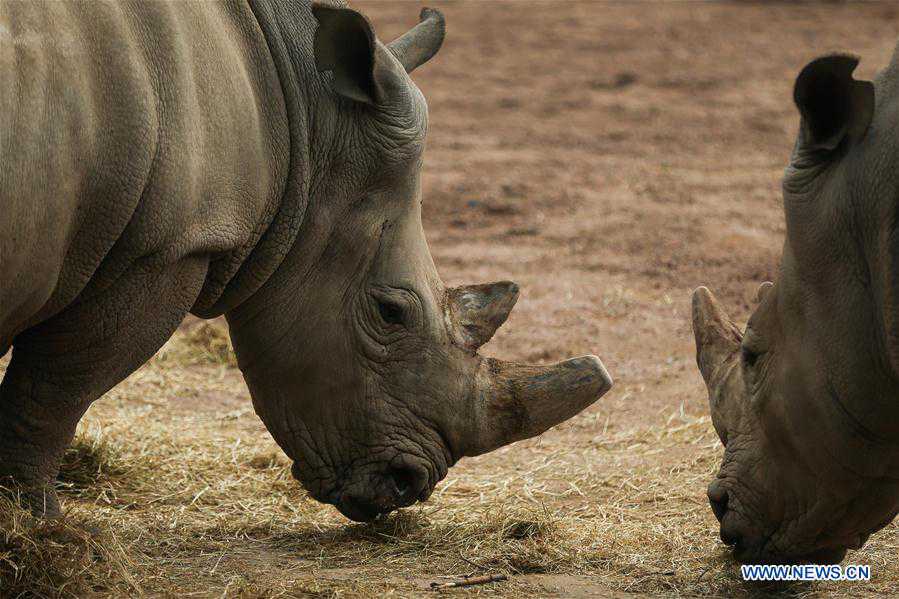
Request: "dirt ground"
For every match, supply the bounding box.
[4,1,899,597]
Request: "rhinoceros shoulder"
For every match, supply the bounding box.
[0,1,289,344]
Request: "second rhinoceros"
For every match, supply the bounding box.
[693,47,899,563]
[0,1,612,522]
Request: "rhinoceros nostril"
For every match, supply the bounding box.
[388,466,426,505]
[707,482,729,523]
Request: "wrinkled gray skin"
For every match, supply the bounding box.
[0,1,612,522]
[693,48,899,563]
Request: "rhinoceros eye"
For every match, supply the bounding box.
[371,287,417,330]
[377,299,405,326]
[741,346,759,368]
[741,327,765,369]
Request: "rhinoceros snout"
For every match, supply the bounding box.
[333,465,431,522]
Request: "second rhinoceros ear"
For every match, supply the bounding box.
[311,4,380,104]
[793,54,874,153]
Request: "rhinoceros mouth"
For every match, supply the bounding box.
[333,489,428,522]
[319,459,437,522]
[725,524,855,565]
[335,495,386,522]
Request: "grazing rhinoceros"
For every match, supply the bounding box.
[0,1,612,522]
[693,48,899,563]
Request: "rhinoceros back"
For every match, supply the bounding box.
[0,1,288,353]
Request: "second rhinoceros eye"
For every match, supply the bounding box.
[740,327,765,369]
[741,346,759,368]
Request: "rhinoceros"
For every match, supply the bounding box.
[0,1,612,522]
[693,48,899,563]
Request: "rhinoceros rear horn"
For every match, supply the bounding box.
[387,8,446,74]
[449,281,519,350]
[463,355,613,457]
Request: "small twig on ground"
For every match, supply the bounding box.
[430,573,508,590]
[456,549,489,572]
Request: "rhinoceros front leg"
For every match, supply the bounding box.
[0,365,85,517]
[0,258,208,517]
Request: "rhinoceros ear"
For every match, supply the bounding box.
[793,54,874,153]
[311,4,380,104]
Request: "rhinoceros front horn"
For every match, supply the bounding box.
[387,7,446,74]
[691,286,742,384]
[463,355,613,456]
[692,287,743,444]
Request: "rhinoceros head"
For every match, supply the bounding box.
[693,53,899,563]
[226,5,612,522]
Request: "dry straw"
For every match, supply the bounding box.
[1,324,897,597]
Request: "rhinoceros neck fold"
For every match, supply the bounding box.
[194,0,328,318]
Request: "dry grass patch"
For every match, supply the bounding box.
[0,493,137,597]
[154,320,237,368]
[3,329,899,597]
[57,429,133,502]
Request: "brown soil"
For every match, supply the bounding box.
[4,1,899,597]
